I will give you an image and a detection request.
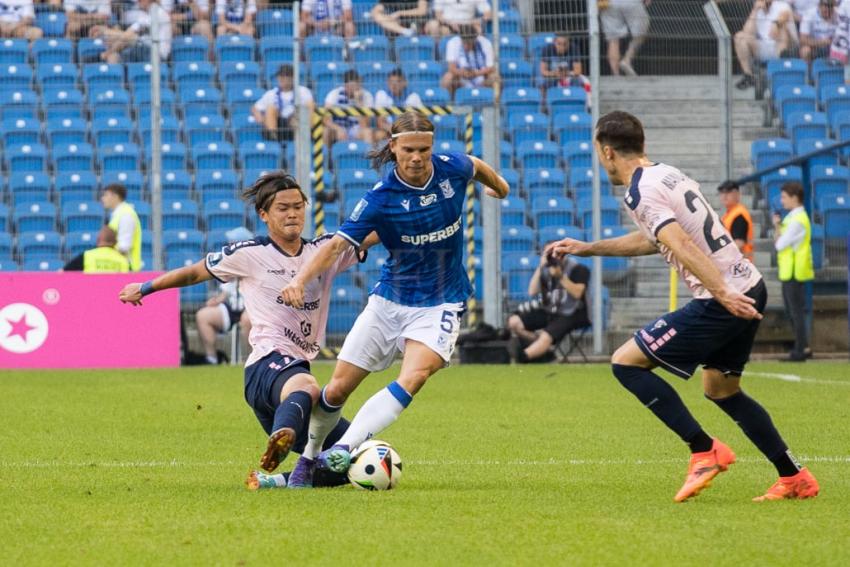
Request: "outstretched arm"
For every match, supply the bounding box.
[282,234,350,308]
[546,230,657,258]
[119,260,212,306]
[470,156,509,199]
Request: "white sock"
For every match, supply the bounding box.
[301,388,342,459]
[337,381,412,450]
[205,354,218,364]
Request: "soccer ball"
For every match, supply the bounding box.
[347,440,402,490]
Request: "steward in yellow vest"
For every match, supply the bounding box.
[63,226,130,273]
[101,183,142,271]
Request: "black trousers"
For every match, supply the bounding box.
[781,280,808,356]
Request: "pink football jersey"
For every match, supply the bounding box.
[205,234,361,366]
[624,163,762,299]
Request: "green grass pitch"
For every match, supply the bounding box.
[1,361,848,565]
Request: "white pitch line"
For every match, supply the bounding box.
[746,371,850,387]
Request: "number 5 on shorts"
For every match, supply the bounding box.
[440,310,455,333]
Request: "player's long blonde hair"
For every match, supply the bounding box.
[368,111,435,171]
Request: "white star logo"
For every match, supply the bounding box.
[0,303,49,354]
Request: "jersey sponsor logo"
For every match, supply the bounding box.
[439,179,455,199]
[401,199,410,211]
[732,262,753,279]
[400,215,462,245]
[419,194,438,207]
[267,269,297,278]
[300,320,312,337]
[284,327,319,353]
[350,198,368,221]
[275,296,321,311]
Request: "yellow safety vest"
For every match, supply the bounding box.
[108,202,142,271]
[777,208,814,282]
[82,246,131,273]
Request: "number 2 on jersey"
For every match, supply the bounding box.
[684,190,731,253]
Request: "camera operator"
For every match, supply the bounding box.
[507,250,591,363]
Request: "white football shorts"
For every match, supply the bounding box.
[337,295,465,372]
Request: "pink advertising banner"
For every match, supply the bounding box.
[0,272,180,369]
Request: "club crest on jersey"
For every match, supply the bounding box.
[438,154,450,162]
[401,199,410,211]
[439,179,455,199]
[350,198,368,221]
[420,194,438,207]
[300,320,312,337]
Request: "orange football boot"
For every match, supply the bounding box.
[259,427,296,473]
[753,468,820,502]
[674,439,737,502]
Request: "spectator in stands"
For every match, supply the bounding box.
[194,227,253,365]
[169,0,214,41]
[773,181,814,362]
[734,0,796,89]
[374,68,423,137]
[440,24,495,96]
[539,33,590,92]
[828,0,849,63]
[324,69,376,144]
[91,0,172,63]
[62,226,131,273]
[800,0,838,62]
[718,180,755,261]
[507,250,591,364]
[0,0,43,40]
[216,0,256,37]
[65,0,111,40]
[426,0,491,38]
[100,183,143,272]
[252,64,315,142]
[599,0,650,76]
[371,0,428,37]
[300,0,355,39]
[789,0,819,23]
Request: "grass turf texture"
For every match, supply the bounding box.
[1,361,848,565]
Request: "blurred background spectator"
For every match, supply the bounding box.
[324,69,375,144]
[426,0,490,38]
[0,0,43,40]
[168,0,213,41]
[65,0,111,40]
[62,226,130,273]
[300,0,355,39]
[371,0,428,37]
[799,0,837,63]
[734,0,796,89]
[91,0,171,63]
[216,0,256,37]
[252,64,315,142]
[600,0,650,76]
[539,32,590,91]
[375,67,423,138]
[441,24,495,96]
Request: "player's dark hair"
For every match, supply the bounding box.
[368,111,435,170]
[595,111,645,155]
[242,171,309,213]
[781,181,805,203]
[102,183,127,201]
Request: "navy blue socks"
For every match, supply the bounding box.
[272,390,313,435]
[612,364,713,453]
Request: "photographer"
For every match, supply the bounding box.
[507,251,591,363]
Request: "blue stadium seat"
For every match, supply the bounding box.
[774,85,817,122]
[163,229,205,258]
[502,252,537,299]
[502,87,542,115]
[500,60,534,88]
[0,205,8,233]
[532,195,574,228]
[0,231,13,258]
[43,88,85,120]
[193,141,235,171]
[154,142,189,171]
[578,195,621,228]
[0,63,32,89]
[165,252,204,272]
[554,111,592,145]
[215,34,256,62]
[3,117,40,147]
[0,89,38,120]
[487,8,521,33]
[311,60,352,88]
[204,199,246,231]
[220,61,261,87]
[0,259,19,271]
[821,84,850,125]
[435,140,465,154]
[173,61,215,87]
[305,35,346,62]
[795,138,839,170]
[36,62,77,90]
[395,36,435,61]
[0,38,28,64]
[180,86,224,118]
[516,140,559,169]
[338,169,379,195]
[55,171,97,206]
[762,166,803,206]
[546,87,587,113]
[785,111,828,143]
[161,170,194,201]
[65,230,97,256]
[141,116,182,146]
[15,203,57,233]
[35,11,67,37]
[766,58,807,99]
[135,207,152,232]
[562,140,593,171]
[163,200,200,230]
[328,289,364,334]
[571,168,611,202]
[53,142,95,172]
[126,62,167,93]
[525,168,566,196]
[82,63,123,91]
[93,116,135,146]
[61,201,104,232]
[8,173,50,206]
[23,257,64,271]
[507,112,549,145]
[407,60,443,86]
[76,38,106,62]
[819,194,850,238]
[5,143,48,172]
[751,138,793,171]
[100,143,142,172]
[497,34,525,60]
[239,141,282,170]
[226,84,264,112]
[186,113,228,146]
[32,38,73,64]
[588,226,630,279]
[101,171,145,202]
[260,36,295,67]
[499,197,527,226]
[232,114,263,146]
[257,8,294,37]
[539,225,583,245]
[171,35,209,62]
[350,35,390,63]
[430,114,460,139]
[502,225,535,252]
[811,223,824,270]
[332,140,371,170]
[356,60,392,93]
[136,87,178,121]
[811,58,844,90]
[456,87,494,107]
[811,165,850,206]
[417,86,451,105]
[46,117,89,147]
[833,110,850,159]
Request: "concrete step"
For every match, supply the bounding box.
[598,76,760,102]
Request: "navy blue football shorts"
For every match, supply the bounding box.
[633,279,767,379]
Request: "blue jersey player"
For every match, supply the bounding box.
[280,111,510,487]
